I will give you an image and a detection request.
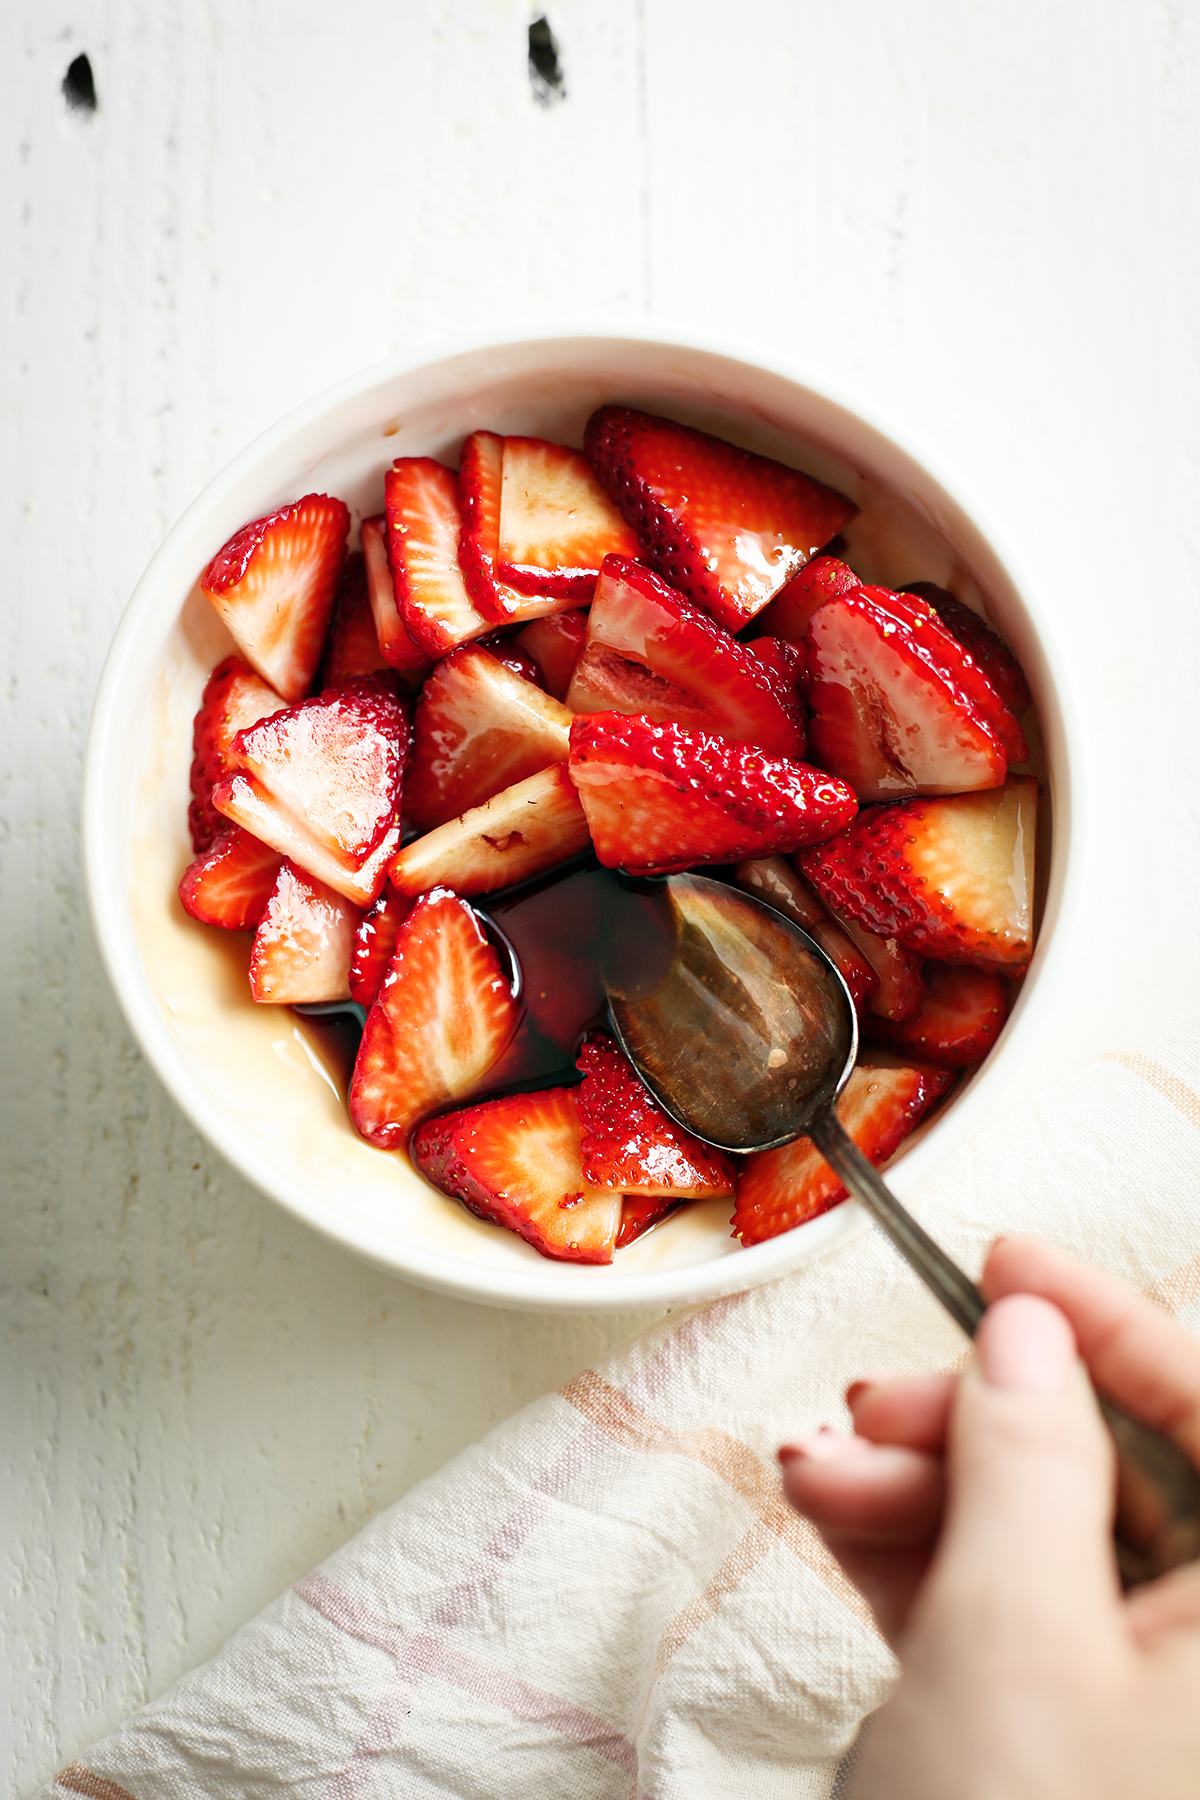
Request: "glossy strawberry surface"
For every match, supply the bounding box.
[360,514,430,678]
[390,763,591,898]
[188,655,286,852]
[386,457,494,655]
[864,961,1011,1066]
[178,826,283,931]
[751,552,862,643]
[513,608,588,700]
[249,861,360,1004]
[901,581,1032,718]
[319,551,390,687]
[348,884,413,1010]
[574,1031,735,1197]
[496,435,638,598]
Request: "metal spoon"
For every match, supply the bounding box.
[598,869,1200,1587]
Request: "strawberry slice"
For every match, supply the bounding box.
[213,772,400,908]
[796,875,924,1022]
[201,493,349,701]
[360,515,430,679]
[178,827,283,931]
[575,1031,735,1198]
[411,1087,621,1263]
[248,861,361,1004]
[751,553,862,644]
[390,764,591,899]
[319,551,390,688]
[732,1053,955,1245]
[806,585,1010,799]
[864,962,1011,1066]
[348,883,413,1009]
[495,436,639,599]
[457,432,571,624]
[188,655,287,852]
[584,406,856,633]
[900,582,1032,719]
[476,630,546,688]
[514,608,588,700]
[878,588,1028,765]
[745,634,807,703]
[616,1196,684,1249]
[385,457,494,656]
[565,556,805,758]
[731,857,879,1015]
[568,713,856,876]
[404,645,573,831]
[349,888,520,1148]
[799,776,1038,971]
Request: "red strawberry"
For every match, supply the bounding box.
[900,582,1032,719]
[878,588,1028,765]
[411,1087,621,1263]
[494,436,639,599]
[514,608,589,700]
[476,631,546,688]
[385,457,494,656]
[390,764,591,899]
[565,556,806,758]
[584,406,856,633]
[799,777,1038,971]
[178,827,283,931]
[249,861,361,1004]
[201,493,349,701]
[745,634,807,702]
[731,857,879,1015]
[188,656,287,852]
[360,515,430,679]
[806,586,1011,799]
[457,432,571,624]
[751,553,862,643]
[732,1053,955,1245]
[348,883,413,1010]
[319,551,390,687]
[213,772,400,908]
[616,1196,684,1249]
[864,962,1011,1066]
[575,1032,735,1197]
[568,713,856,876]
[796,876,924,1022]
[349,888,520,1148]
[404,645,572,831]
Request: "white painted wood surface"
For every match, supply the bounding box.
[4,1,1200,1788]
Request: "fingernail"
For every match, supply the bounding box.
[778,1429,869,1464]
[978,1293,1075,1391]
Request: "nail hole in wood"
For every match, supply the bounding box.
[528,17,565,107]
[62,53,97,113]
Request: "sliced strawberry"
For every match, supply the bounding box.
[404,646,574,831]
[745,633,807,703]
[751,553,862,644]
[732,1053,955,1245]
[565,556,805,758]
[178,827,283,931]
[495,436,639,598]
[349,888,520,1148]
[385,457,494,656]
[798,877,924,1022]
[391,763,591,899]
[348,883,413,1009]
[319,551,390,687]
[731,857,878,1015]
[575,1031,735,1198]
[584,407,856,633]
[248,861,361,1004]
[806,586,1009,799]
[188,656,287,852]
[799,777,1038,971]
[877,588,1028,765]
[568,713,856,876]
[457,433,571,624]
[900,582,1032,719]
[412,1086,621,1263]
[201,493,349,701]
[514,608,589,700]
[476,630,545,688]
[213,772,400,908]
[864,962,1011,1066]
[360,514,431,679]
[616,1196,684,1249]
[229,674,408,872]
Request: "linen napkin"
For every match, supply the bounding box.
[40,1019,1200,1800]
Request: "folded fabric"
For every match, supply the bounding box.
[40,1021,1200,1800]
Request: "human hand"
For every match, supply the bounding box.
[779,1238,1200,1798]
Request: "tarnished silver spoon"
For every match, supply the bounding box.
[597,869,1200,1587]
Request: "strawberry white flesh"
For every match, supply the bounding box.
[178,827,283,931]
[189,656,287,852]
[404,645,573,831]
[411,1087,621,1263]
[213,772,400,907]
[803,876,925,1022]
[360,514,430,678]
[390,764,591,899]
[386,457,494,656]
[496,436,638,598]
[513,608,588,700]
[731,856,879,1015]
[349,888,520,1149]
[201,494,349,701]
[457,432,567,624]
[249,861,361,1003]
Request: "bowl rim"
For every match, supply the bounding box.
[82,321,1088,1313]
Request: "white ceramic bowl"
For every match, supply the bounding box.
[83,326,1084,1313]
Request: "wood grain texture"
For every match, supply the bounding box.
[4,0,1200,1791]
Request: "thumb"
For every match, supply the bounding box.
[922,1294,1121,1662]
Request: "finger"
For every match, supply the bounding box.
[848,1373,957,1451]
[813,1542,932,1647]
[922,1294,1123,1666]
[1124,1558,1200,1649]
[781,1437,945,1544]
[984,1238,1200,1461]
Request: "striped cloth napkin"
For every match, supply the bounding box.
[40,1021,1200,1800]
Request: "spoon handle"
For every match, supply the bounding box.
[809,1109,1200,1585]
